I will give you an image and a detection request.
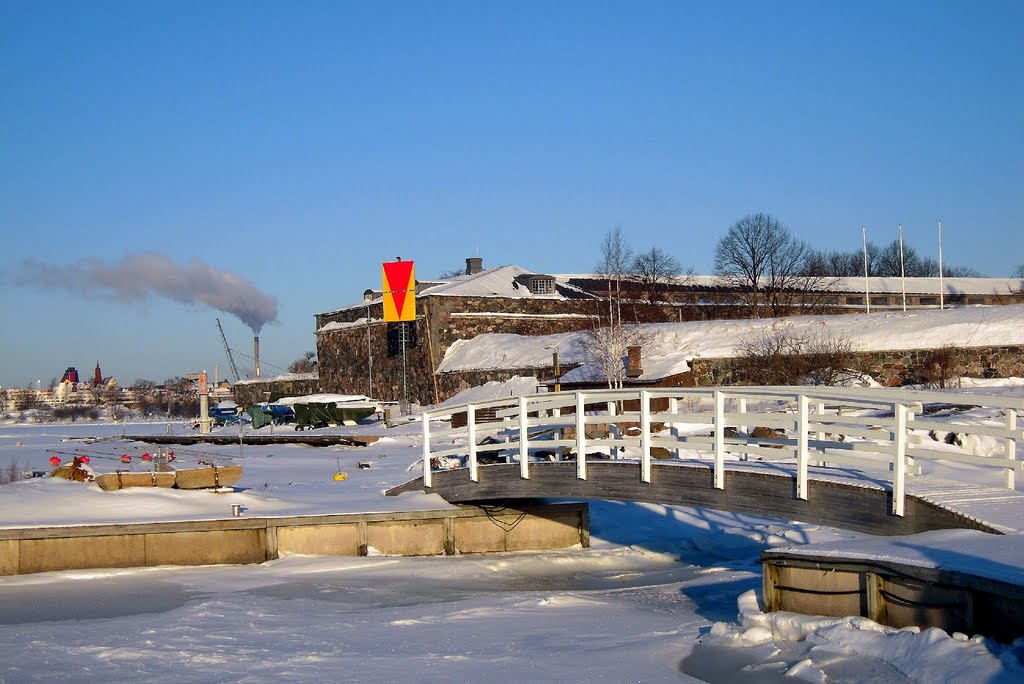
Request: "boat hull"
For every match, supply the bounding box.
[172,465,243,490]
[95,471,176,491]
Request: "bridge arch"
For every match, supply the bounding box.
[389,386,1023,535]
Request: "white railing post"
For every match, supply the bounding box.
[421,412,432,488]
[669,396,681,460]
[1006,409,1017,490]
[815,400,826,467]
[552,404,561,460]
[714,390,725,490]
[576,392,587,480]
[607,401,617,459]
[467,403,478,482]
[815,401,825,442]
[737,397,747,460]
[641,390,652,482]
[797,394,809,500]
[893,403,907,516]
[519,395,530,479]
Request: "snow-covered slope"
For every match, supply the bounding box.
[439,304,1024,379]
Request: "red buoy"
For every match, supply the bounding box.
[49,456,61,466]
[79,456,90,464]
[120,455,131,463]
[141,453,153,461]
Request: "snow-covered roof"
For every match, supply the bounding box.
[320,268,1022,319]
[558,273,1024,296]
[438,304,1024,380]
[318,265,597,317]
[275,393,374,406]
[233,372,318,385]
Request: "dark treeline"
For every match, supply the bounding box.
[803,240,982,278]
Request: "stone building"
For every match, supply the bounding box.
[314,258,1024,404]
[315,260,602,405]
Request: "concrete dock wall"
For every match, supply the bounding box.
[762,553,1024,643]
[0,503,588,576]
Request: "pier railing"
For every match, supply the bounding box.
[419,386,1022,516]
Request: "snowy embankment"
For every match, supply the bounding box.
[438,304,1024,379]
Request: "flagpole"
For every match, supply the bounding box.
[938,219,944,310]
[862,225,870,314]
[899,224,907,312]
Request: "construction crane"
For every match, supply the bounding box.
[216,318,242,383]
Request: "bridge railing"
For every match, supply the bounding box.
[419,386,1023,516]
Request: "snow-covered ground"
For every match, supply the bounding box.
[1,382,1023,682]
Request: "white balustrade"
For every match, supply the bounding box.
[415,386,1024,518]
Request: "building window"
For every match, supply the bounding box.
[919,297,938,306]
[528,275,555,295]
[846,296,864,306]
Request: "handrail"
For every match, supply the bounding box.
[420,387,1023,516]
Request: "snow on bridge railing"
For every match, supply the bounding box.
[418,387,1023,517]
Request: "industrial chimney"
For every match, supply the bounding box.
[253,336,261,378]
[466,257,483,275]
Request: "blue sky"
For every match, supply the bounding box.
[2,1,1022,389]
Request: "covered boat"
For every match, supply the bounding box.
[276,393,382,430]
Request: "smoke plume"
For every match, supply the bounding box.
[10,252,278,334]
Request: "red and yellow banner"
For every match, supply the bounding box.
[382,259,416,322]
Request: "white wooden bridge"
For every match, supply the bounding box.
[387,386,1024,536]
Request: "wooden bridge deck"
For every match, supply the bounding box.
[387,460,1024,536]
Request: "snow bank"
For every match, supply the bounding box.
[698,590,1024,683]
[439,304,1024,378]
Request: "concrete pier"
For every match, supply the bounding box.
[0,502,589,576]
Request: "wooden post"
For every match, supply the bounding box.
[1006,409,1017,490]
[422,302,440,405]
[893,403,907,516]
[737,397,747,460]
[443,516,455,555]
[762,562,781,612]
[866,572,887,625]
[797,394,809,500]
[606,401,617,459]
[519,395,530,480]
[815,400,826,467]
[421,413,432,488]
[467,403,478,482]
[669,396,681,460]
[641,390,651,483]
[576,392,587,480]
[714,390,725,490]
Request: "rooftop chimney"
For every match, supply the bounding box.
[626,345,643,378]
[466,257,483,275]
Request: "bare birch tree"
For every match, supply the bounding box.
[588,226,634,388]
